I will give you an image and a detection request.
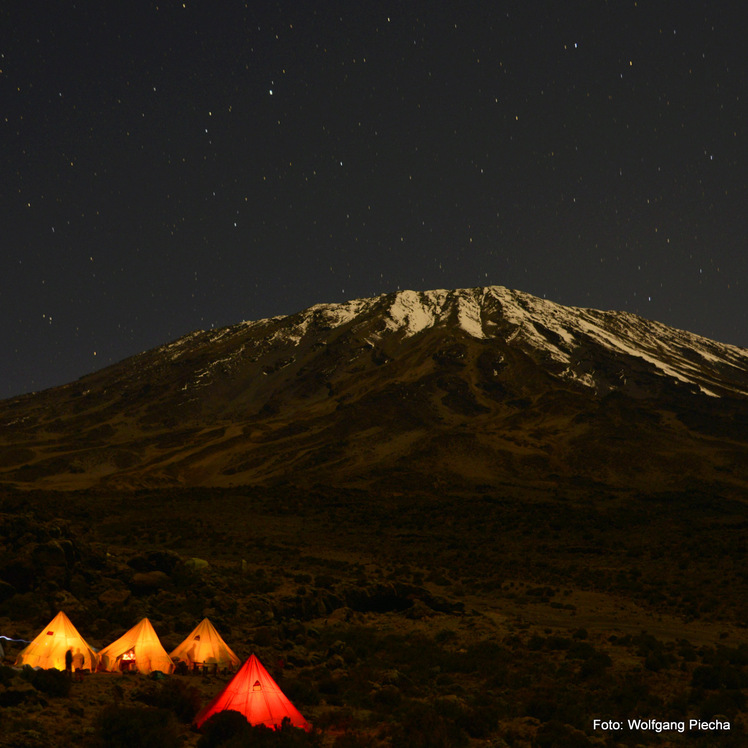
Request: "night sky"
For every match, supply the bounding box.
[3,1,747,399]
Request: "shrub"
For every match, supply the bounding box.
[565,641,596,660]
[282,677,321,706]
[199,714,321,747]
[28,668,71,697]
[389,700,469,748]
[0,664,17,686]
[372,684,402,708]
[93,705,180,748]
[535,720,592,747]
[333,733,377,747]
[579,651,612,679]
[198,711,253,747]
[131,678,202,722]
[698,690,746,720]
[691,664,746,690]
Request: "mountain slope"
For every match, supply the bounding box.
[1,286,747,494]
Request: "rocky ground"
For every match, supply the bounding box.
[1,484,747,747]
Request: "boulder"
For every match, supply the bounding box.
[130,571,171,592]
[184,557,209,572]
[98,587,132,607]
[31,541,68,568]
[127,550,182,575]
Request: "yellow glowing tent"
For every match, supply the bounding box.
[97,617,173,674]
[170,618,240,671]
[15,610,99,671]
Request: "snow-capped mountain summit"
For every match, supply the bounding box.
[2,286,747,493]
[275,288,748,396]
[162,286,748,400]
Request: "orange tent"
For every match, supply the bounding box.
[170,618,240,672]
[97,617,173,674]
[194,654,310,731]
[15,610,98,671]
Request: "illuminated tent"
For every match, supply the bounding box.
[15,610,98,671]
[97,617,173,674]
[195,654,310,731]
[170,618,240,671]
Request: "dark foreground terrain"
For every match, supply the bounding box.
[1,481,747,747]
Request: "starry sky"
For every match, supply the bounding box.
[3,1,747,398]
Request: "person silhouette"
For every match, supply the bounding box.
[72,648,85,680]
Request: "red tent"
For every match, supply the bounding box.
[194,654,310,731]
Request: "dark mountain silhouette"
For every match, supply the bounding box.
[2,286,747,496]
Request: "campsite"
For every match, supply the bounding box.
[7,610,311,744]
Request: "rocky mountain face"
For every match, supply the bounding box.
[2,286,747,495]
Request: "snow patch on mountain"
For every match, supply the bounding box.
[455,293,486,339]
[385,289,439,335]
[264,297,376,346]
[382,289,488,339]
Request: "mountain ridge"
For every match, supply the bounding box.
[1,286,747,495]
[159,285,748,399]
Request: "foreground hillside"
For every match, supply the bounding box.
[1,483,747,746]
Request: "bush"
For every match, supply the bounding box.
[565,641,596,660]
[692,663,747,690]
[333,734,377,748]
[698,690,746,720]
[281,677,321,706]
[579,652,612,679]
[23,667,71,697]
[199,714,321,748]
[535,720,592,747]
[372,684,401,708]
[0,664,17,686]
[93,705,180,748]
[198,711,252,747]
[389,700,468,748]
[132,678,202,722]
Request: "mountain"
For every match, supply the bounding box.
[2,286,748,495]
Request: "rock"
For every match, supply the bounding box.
[31,541,68,568]
[130,571,171,592]
[41,565,69,586]
[344,582,416,613]
[286,646,310,666]
[327,654,346,670]
[127,550,182,575]
[405,599,434,620]
[3,591,48,621]
[184,557,209,572]
[57,539,76,566]
[50,590,85,618]
[98,588,132,607]
[69,574,91,599]
[325,606,353,623]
